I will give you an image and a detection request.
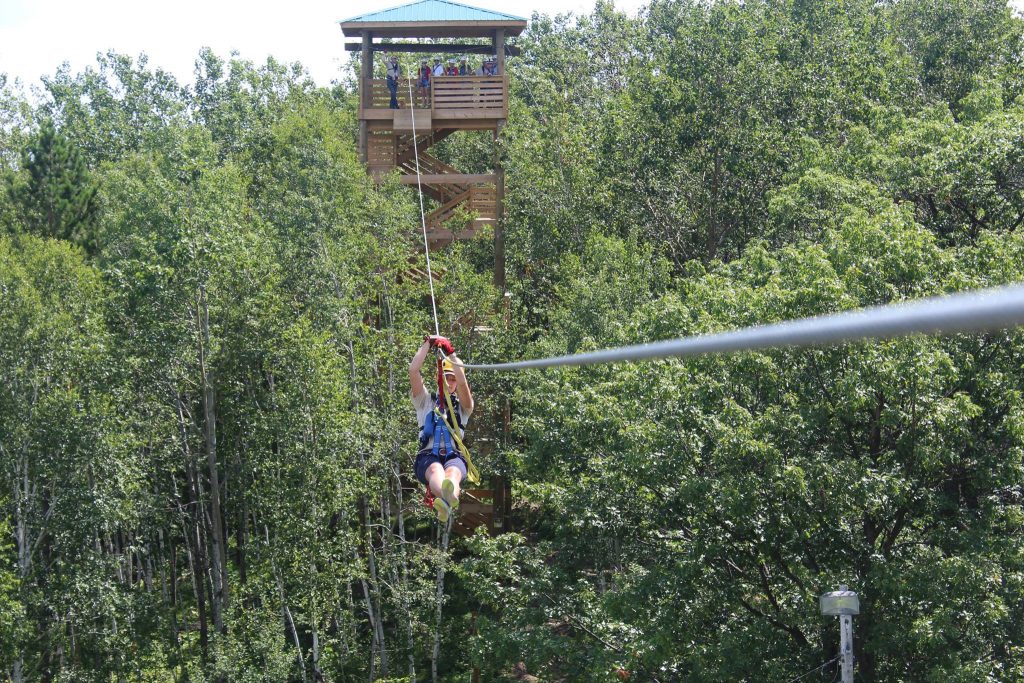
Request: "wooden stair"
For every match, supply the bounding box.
[422,184,497,247]
[395,129,455,165]
[454,480,511,537]
[398,152,470,204]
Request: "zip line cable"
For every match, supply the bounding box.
[406,69,441,336]
[445,284,1024,371]
[397,63,1024,372]
[785,656,840,683]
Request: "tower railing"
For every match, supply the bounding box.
[361,75,508,117]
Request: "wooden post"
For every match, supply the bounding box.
[493,28,507,290]
[471,611,482,683]
[494,28,506,75]
[491,475,505,534]
[503,475,512,530]
[493,126,505,291]
[359,30,372,163]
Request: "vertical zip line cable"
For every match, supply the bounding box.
[406,68,441,336]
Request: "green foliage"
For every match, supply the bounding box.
[884,0,1023,108]
[38,51,187,166]
[0,513,26,671]
[496,187,1024,681]
[0,233,137,680]
[3,1,1024,680]
[8,119,100,250]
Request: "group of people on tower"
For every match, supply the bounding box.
[385,54,500,109]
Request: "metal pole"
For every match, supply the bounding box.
[821,585,858,683]
[838,583,855,683]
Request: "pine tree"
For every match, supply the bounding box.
[11,118,99,249]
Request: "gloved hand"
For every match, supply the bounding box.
[425,335,454,355]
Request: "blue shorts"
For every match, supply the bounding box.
[415,448,467,484]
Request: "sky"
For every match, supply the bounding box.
[1,0,1022,90]
[0,0,644,89]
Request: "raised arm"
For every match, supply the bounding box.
[448,353,474,415]
[409,340,431,400]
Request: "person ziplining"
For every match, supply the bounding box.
[410,335,479,522]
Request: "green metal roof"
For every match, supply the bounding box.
[341,0,526,25]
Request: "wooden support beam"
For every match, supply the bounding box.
[393,108,431,132]
[494,29,506,76]
[491,474,505,534]
[400,173,495,185]
[493,30,507,290]
[494,123,505,290]
[460,502,493,515]
[358,31,371,163]
[345,42,520,56]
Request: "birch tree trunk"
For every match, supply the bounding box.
[197,284,229,633]
[362,575,380,683]
[12,450,31,683]
[431,516,454,683]
[354,545,382,683]
[177,396,211,657]
[266,526,307,683]
[391,463,417,682]
[364,497,389,679]
[183,458,211,657]
[311,620,323,682]
[283,598,308,683]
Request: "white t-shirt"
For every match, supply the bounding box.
[433,63,445,77]
[413,390,472,452]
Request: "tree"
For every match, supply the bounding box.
[491,179,1024,682]
[0,513,26,674]
[9,119,99,250]
[883,0,1024,109]
[4,5,1024,680]
[0,234,137,681]
[38,51,187,166]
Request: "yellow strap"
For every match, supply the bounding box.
[439,392,480,485]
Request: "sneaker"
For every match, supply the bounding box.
[441,478,460,511]
[432,496,451,523]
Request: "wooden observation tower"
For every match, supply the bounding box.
[341,0,526,290]
[340,1,524,535]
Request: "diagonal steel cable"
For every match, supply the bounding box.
[447,284,1024,371]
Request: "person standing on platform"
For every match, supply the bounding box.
[459,57,469,75]
[418,59,431,106]
[433,58,445,78]
[385,54,401,109]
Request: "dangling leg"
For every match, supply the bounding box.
[425,462,445,498]
[441,457,465,511]
[425,462,453,522]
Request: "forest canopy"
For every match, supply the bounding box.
[1,1,1024,681]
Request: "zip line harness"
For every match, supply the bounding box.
[402,69,480,508]
[422,354,480,511]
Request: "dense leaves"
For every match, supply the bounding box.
[7,119,100,249]
[1,1,1023,681]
